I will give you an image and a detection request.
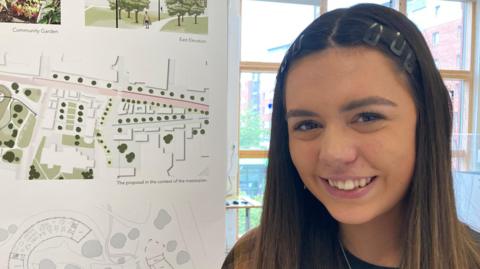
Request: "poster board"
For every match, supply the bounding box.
[0,0,227,267]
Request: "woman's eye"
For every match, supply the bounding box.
[293,120,321,131]
[355,112,384,123]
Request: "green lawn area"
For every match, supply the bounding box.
[85,6,170,28]
[0,85,12,121]
[0,127,15,148]
[30,136,61,179]
[29,135,94,179]
[62,134,95,149]
[59,168,93,180]
[23,88,41,103]
[17,114,36,148]
[10,149,22,164]
[39,163,62,179]
[11,101,29,126]
[161,16,208,34]
[0,101,31,152]
[2,149,23,164]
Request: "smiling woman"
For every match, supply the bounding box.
[223,3,480,269]
[286,48,417,231]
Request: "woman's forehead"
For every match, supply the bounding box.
[288,47,392,74]
[284,47,413,111]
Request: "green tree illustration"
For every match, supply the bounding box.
[2,151,15,163]
[117,143,128,153]
[166,0,189,26]
[108,0,128,20]
[182,0,193,22]
[81,168,94,179]
[131,0,150,23]
[126,152,136,163]
[163,134,174,144]
[188,0,205,24]
[123,0,135,18]
[4,139,15,148]
[29,165,41,179]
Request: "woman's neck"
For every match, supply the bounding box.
[339,202,406,268]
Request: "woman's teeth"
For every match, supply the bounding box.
[326,177,373,191]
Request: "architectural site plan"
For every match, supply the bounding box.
[0,0,227,268]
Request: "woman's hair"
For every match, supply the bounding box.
[254,4,480,269]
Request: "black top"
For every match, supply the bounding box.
[345,227,480,269]
[345,249,397,269]
[222,227,480,269]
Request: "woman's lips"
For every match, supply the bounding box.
[318,176,378,199]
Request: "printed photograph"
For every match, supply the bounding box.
[0,0,61,24]
[85,0,208,34]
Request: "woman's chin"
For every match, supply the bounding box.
[328,208,377,225]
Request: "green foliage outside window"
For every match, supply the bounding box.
[238,193,263,235]
[240,105,269,150]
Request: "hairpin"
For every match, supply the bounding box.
[363,22,383,46]
[363,22,415,74]
[292,34,305,56]
[403,51,414,74]
[279,54,289,75]
[390,32,407,56]
[280,61,286,73]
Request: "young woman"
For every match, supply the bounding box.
[223,4,480,269]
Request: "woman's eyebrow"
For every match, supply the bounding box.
[285,109,318,120]
[285,97,397,119]
[340,96,397,112]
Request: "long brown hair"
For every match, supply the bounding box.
[255,4,480,269]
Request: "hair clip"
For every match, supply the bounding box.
[280,56,288,74]
[280,62,286,73]
[363,22,383,46]
[403,51,414,74]
[390,32,407,56]
[292,34,305,55]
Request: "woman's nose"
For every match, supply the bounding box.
[317,127,358,169]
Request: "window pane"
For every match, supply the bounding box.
[241,0,320,62]
[238,208,262,235]
[447,80,469,171]
[453,131,480,231]
[407,0,467,70]
[238,158,266,235]
[240,72,275,150]
[240,158,267,199]
[328,0,395,11]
